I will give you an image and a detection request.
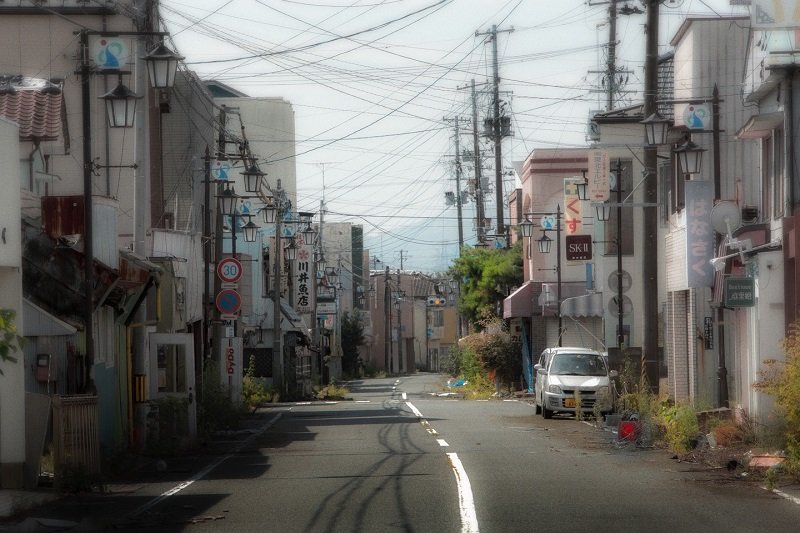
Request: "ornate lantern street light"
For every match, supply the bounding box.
[241,164,265,194]
[144,42,184,89]
[242,218,259,243]
[217,186,238,216]
[674,139,706,175]
[641,112,670,147]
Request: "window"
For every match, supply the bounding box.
[604,159,634,256]
[431,309,444,327]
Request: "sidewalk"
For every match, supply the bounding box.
[0,408,283,531]
[580,409,800,509]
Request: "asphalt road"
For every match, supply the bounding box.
[5,373,800,532]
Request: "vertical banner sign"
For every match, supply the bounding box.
[270,236,289,294]
[294,237,314,314]
[587,149,610,202]
[686,180,714,288]
[220,337,243,401]
[564,179,583,235]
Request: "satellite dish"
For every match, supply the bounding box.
[710,201,741,237]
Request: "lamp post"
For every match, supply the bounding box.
[613,160,624,350]
[78,29,179,379]
[520,206,563,346]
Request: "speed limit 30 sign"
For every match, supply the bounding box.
[217,256,243,283]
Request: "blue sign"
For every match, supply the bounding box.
[686,180,714,288]
[215,289,241,315]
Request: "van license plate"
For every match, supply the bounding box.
[564,398,576,408]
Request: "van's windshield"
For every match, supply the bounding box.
[549,353,607,376]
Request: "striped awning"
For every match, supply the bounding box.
[560,292,604,318]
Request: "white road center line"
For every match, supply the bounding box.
[447,452,480,533]
[407,401,479,532]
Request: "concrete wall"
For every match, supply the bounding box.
[0,118,24,488]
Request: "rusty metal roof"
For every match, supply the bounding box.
[0,75,63,140]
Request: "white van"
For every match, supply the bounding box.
[534,347,617,419]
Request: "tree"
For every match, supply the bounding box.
[341,311,366,376]
[0,309,22,375]
[447,242,523,329]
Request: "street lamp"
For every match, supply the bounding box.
[641,112,670,147]
[143,42,184,89]
[100,79,140,128]
[79,29,180,376]
[242,218,259,243]
[519,215,534,239]
[301,222,316,245]
[284,239,298,261]
[241,164,265,194]
[217,186,238,216]
[674,139,706,175]
[521,205,563,346]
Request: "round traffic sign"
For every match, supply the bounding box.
[215,289,241,315]
[217,257,243,283]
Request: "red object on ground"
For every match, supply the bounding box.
[618,420,640,441]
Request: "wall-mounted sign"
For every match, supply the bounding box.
[704,316,714,349]
[587,149,610,202]
[725,277,755,307]
[682,103,711,130]
[751,0,800,29]
[90,36,130,71]
[566,235,592,260]
[564,179,583,235]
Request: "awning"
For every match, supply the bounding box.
[503,281,538,319]
[539,282,588,316]
[560,292,604,318]
[23,299,77,336]
[736,112,784,140]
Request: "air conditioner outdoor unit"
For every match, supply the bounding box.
[741,205,759,224]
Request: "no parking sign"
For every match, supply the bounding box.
[215,289,241,315]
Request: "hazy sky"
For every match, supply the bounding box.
[160,0,748,273]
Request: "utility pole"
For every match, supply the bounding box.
[471,79,486,244]
[477,25,513,242]
[397,269,403,374]
[384,266,391,373]
[203,146,212,362]
[642,0,659,387]
[607,0,618,110]
[444,117,465,250]
[589,0,636,111]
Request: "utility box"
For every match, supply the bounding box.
[35,354,55,382]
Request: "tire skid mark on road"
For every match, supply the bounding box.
[128,411,284,519]
[406,401,479,533]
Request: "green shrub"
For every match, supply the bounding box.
[657,403,700,455]
[316,382,350,400]
[242,355,274,411]
[755,321,800,474]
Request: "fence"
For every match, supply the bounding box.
[52,395,100,481]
